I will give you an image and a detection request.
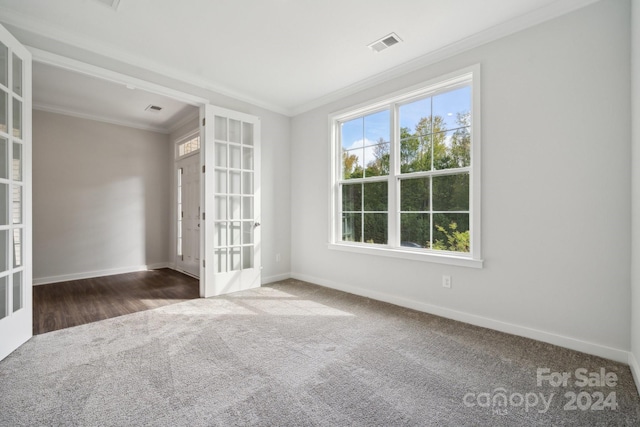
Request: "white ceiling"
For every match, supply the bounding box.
[33,62,198,134]
[0,0,598,117]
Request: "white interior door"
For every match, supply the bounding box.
[176,152,200,277]
[0,24,32,361]
[200,104,261,297]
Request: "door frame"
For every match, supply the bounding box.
[174,129,201,278]
[0,23,33,362]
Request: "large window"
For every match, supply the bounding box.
[330,66,482,267]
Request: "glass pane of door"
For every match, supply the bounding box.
[213,116,255,273]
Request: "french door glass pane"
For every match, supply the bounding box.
[432,174,469,211]
[12,271,21,312]
[214,170,226,193]
[0,230,7,271]
[229,222,241,245]
[12,98,21,139]
[242,122,253,146]
[0,276,6,319]
[12,142,21,181]
[242,147,253,170]
[0,90,6,134]
[215,142,227,167]
[229,171,240,194]
[214,196,227,220]
[229,119,240,143]
[229,247,241,271]
[400,177,430,212]
[0,184,7,225]
[214,116,227,141]
[215,222,227,247]
[215,249,227,273]
[433,213,470,253]
[12,185,21,224]
[0,137,6,178]
[242,221,253,244]
[242,197,253,220]
[228,196,240,220]
[12,53,22,97]
[13,228,21,267]
[401,213,430,249]
[0,43,6,88]
[242,172,253,195]
[229,145,241,169]
[364,213,387,244]
[242,246,253,269]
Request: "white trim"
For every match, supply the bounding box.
[328,243,483,269]
[33,263,171,286]
[329,65,481,267]
[0,8,287,115]
[0,1,597,116]
[290,0,600,115]
[33,102,169,134]
[167,109,199,135]
[261,273,292,285]
[629,352,640,397]
[290,272,630,364]
[28,47,209,107]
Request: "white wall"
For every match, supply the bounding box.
[630,0,640,381]
[32,110,172,283]
[291,0,632,361]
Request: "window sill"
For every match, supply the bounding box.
[328,242,484,269]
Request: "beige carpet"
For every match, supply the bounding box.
[1,279,639,426]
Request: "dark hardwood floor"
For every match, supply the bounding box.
[33,268,199,335]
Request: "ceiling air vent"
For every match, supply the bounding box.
[368,33,402,53]
[145,105,163,112]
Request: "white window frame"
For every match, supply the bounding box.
[176,130,201,159]
[328,65,483,268]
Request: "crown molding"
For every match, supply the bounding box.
[1,0,599,117]
[167,109,199,135]
[289,0,600,116]
[33,102,170,134]
[0,6,289,116]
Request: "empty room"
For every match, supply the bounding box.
[1,0,640,425]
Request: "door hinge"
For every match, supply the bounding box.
[181,255,184,261]
[181,211,183,218]
[202,165,206,173]
[203,259,206,268]
[202,212,205,220]
[180,168,183,174]
[202,118,206,126]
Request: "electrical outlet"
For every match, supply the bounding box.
[442,275,452,289]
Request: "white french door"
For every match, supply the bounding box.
[176,152,200,277]
[0,24,32,361]
[200,105,261,297]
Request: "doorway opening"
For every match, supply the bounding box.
[175,131,201,278]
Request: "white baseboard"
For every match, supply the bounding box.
[629,352,640,395]
[33,262,172,286]
[261,272,292,285]
[291,272,630,364]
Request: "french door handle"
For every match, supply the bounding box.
[254,222,261,227]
